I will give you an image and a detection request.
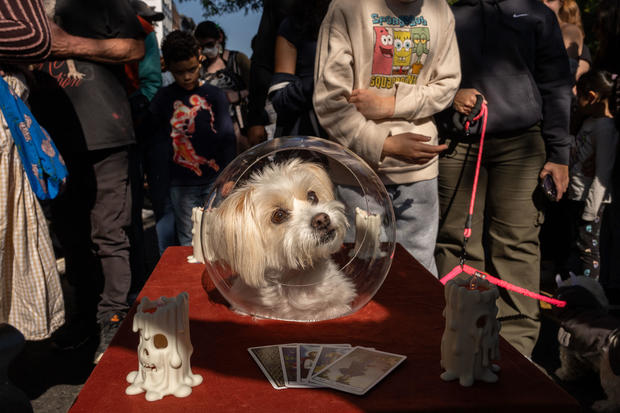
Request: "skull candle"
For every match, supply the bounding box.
[350,207,385,260]
[440,276,501,387]
[126,292,203,401]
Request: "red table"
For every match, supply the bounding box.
[69,245,579,412]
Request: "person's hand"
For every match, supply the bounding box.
[349,89,395,120]
[382,133,448,164]
[453,88,486,115]
[540,161,569,200]
[247,125,267,147]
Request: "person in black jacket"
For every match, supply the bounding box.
[435,0,572,358]
[267,0,330,138]
[245,0,298,146]
[594,0,620,304]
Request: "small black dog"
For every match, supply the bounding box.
[553,274,620,413]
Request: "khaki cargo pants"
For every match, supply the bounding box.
[435,127,546,357]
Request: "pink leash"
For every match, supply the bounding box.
[438,101,566,308]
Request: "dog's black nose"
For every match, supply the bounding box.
[311,212,330,230]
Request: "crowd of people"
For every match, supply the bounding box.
[0,0,618,380]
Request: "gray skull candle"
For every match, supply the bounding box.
[126,292,203,401]
[440,276,501,387]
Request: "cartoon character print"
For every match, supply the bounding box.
[392,30,413,75]
[169,95,220,176]
[411,27,430,74]
[372,27,393,75]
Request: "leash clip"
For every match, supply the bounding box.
[458,244,467,267]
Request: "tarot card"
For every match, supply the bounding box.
[297,344,322,383]
[248,345,286,389]
[307,345,353,380]
[278,345,303,388]
[309,347,406,395]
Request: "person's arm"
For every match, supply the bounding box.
[582,122,618,220]
[213,88,237,164]
[235,51,251,92]
[561,23,583,61]
[146,89,169,143]
[576,44,591,81]
[535,7,573,199]
[49,20,145,63]
[313,6,390,168]
[246,0,279,132]
[0,0,51,62]
[389,9,461,121]
[268,35,313,118]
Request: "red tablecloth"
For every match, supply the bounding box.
[69,245,579,412]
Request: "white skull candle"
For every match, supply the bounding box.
[187,207,205,264]
[351,207,385,259]
[126,292,203,401]
[440,276,501,387]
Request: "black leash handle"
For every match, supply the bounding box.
[466,95,484,123]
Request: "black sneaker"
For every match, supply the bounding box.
[93,313,124,364]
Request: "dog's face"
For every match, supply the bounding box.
[204,159,348,288]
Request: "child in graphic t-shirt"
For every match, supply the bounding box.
[313,0,461,275]
[567,70,619,280]
[149,30,236,246]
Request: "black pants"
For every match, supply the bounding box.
[51,146,133,325]
[567,200,605,280]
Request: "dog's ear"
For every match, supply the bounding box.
[298,162,335,200]
[211,186,267,288]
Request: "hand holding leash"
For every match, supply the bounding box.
[452,88,486,116]
[439,99,567,308]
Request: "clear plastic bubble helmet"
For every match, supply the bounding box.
[200,137,396,322]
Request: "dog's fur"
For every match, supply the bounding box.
[554,274,620,413]
[203,159,356,321]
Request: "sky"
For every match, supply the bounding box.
[175,1,262,57]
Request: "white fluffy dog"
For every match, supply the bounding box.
[203,159,356,321]
[554,274,620,413]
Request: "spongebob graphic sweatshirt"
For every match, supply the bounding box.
[313,0,461,184]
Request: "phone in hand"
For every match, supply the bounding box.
[540,174,557,202]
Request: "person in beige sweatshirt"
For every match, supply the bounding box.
[313,0,460,275]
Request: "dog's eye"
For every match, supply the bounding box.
[271,208,289,224]
[307,191,319,205]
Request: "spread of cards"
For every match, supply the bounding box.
[247,344,406,395]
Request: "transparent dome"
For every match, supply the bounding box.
[200,136,395,322]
